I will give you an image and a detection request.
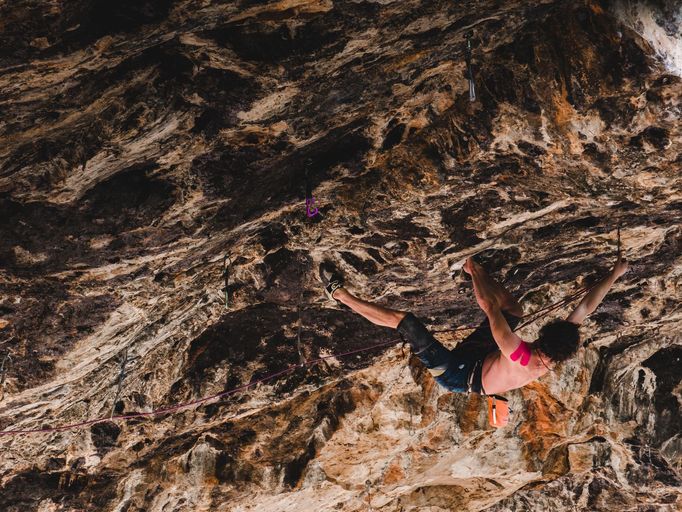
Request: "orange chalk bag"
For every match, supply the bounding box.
[487,395,510,428]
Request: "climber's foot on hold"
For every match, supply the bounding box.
[319,261,344,302]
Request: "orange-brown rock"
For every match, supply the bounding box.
[0,0,680,511]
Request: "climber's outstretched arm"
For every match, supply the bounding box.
[566,256,629,325]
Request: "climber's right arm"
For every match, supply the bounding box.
[566,257,629,325]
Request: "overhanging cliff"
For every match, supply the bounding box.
[0,1,680,510]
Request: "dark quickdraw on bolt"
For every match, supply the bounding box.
[465,31,476,102]
[222,255,231,309]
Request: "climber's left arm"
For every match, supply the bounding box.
[484,306,524,359]
[467,257,524,358]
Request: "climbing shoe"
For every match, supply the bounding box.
[318,262,344,302]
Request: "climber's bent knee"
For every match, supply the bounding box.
[390,310,408,329]
[397,313,450,376]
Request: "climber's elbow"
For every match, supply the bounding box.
[486,307,523,358]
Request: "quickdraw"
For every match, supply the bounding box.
[304,166,319,217]
[465,32,476,102]
[222,255,231,310]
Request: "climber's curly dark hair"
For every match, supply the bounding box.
[534,319,581,364]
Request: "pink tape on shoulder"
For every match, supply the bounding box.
[510,341,531,367]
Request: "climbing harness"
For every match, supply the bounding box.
[465,32,476,102]
[466,359,481,393]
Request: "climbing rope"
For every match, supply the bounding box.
[0,338,399,437]
[0,185,620,438]
[437,280,595,334]
[514,282,594,331]
[0,277,595,437]
[518,225,623,331]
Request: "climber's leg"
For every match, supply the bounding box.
[394,311,451,377]
[333,288,407,329]
[329,282,451,377]
[319,261,406,328]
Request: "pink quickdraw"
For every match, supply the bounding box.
[306,197,319,217]
[510,341,531,366]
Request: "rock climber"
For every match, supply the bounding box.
[319,255,629,396]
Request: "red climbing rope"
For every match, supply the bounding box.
[0,338,399,437]
[515,282,596,331]
[444,281,595,333]
[0,278,598,438]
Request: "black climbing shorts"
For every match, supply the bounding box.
[397,311,523,394]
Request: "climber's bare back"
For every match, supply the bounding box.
[481,350,551,395]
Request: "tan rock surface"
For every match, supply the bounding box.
[0,0,680,510]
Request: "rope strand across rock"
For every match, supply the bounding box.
[0,280,594,437]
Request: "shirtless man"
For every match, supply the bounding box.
[319,255,629,396]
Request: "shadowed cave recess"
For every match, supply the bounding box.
[0,0,680,510]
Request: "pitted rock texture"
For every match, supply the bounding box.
[0,0,680,511]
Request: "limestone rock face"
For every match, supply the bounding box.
[0,0,680,510]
